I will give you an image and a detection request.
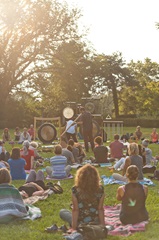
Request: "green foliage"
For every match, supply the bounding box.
[0,0,83,120]
[119,58,159,116]
[92,52,134,118]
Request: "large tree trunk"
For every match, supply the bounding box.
[111,81,119,118]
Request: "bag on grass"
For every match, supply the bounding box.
[154,170,159,180]
[78,223,108,240]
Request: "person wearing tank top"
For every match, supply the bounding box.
[112,142,144,182]
[116,165,149,224]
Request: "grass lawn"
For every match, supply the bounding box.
[0,127,159,240]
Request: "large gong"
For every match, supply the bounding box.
[38,123,57,144]
[85,102,95,113]
[79,120,100,139]
[63,107,74,119]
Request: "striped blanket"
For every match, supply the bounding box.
[0,184,28,223]
[104,204,148,236]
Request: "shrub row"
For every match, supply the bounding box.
[115,118,159,128]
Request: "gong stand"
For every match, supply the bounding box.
[34,117,61,141]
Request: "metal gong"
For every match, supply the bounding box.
[63,107,74,119]
[85,102,95,113]
[38,123,57,144]
[79,120,100,139]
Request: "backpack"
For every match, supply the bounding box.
[154,170,159,180]
[78,224,108,240]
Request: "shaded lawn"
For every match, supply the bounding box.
[0,127,159,240]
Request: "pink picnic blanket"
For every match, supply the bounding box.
[104,204,149,236]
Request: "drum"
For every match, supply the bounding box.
[38,123,57,144]
[79,120,100,138]
[85,102,95,113]
[63,107,74,119]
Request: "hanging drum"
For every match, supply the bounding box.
[63,107,74,119]
[79,120,100,139]
[38,123,57,144]
[85,102,95,113]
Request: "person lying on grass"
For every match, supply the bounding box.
[19,170,49,198]
[116,165,149,225]
[59,164,105,233]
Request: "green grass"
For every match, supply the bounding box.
[0,127,159,240]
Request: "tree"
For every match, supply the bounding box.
[0,0,82,121]
[91,52,134,118]
[120,58,159,117]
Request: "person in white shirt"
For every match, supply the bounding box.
[65,119,78,143]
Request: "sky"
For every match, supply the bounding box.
[64,0,159,63]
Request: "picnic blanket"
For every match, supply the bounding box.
[102,175,155,186]
[23,189,53,205]
[46,174,73,180]
[0,184,28,223]
[22,204,41,221]
[0,184,41,223]
[104,204,148,236]
[100,163,112,167]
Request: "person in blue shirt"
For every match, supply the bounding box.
[8,147,26,180]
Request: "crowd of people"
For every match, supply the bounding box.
[0,109,158,237]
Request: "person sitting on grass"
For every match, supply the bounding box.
[134,126,143,141]
[20,140,34,170]
[0,140,10,162]
[112,142,143,182]
[76,143,86,163]
[68,139,79,163]
[92,136,109,163]
[2,128,11,142]
[59,165,105,233]
[28,124,35,141]
[46,144,71,179]
[109,134,124,160]
[19,127,31,144]
[150,128,159,144]
[8,147,26,180]
[18,169,48,198]
[0,168,27,223]
[116,165,149,225]
[14,127,21,141]
[60,138,75,165]
[29,141,44,167]
[142,139,156,166]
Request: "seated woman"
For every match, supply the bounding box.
[116,165,149,225]
[46,144,71,179]
[19,170,48,198]
[8,148,26,180]
[29,141,44,167]
[134,126,143,141]
[19,127,31,144]
[112,142,143,182]
[58,165,105,232]
[0,168,27,223]
[20,140,34,170]
[150,128,159,143]
[2,128,11,142]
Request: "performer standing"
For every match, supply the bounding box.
[77,107,94,152]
